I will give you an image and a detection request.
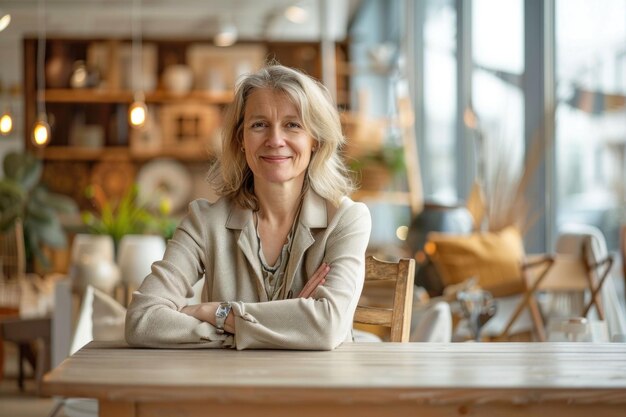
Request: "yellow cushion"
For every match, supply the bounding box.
[426,226,526,297]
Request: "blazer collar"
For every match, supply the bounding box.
[227,189,328,300]
[225,188,328,230]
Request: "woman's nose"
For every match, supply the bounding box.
[265,126,286,147]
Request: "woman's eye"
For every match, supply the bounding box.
[251,121,266,128]
[286,121,302,129]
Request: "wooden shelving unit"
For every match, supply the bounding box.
[22,37,350,210]
[23,38,349,156]
[43,89,234,104]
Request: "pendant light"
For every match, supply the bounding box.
[0,110,12,136]
[0,82,13,136]
[214,17,238,47]
[285,4,308,24]
[0,10,10,33]
[129,92,147,127]
[33,0,50,147]
[128,0,147,128]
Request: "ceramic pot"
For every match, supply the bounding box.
[71,234,115,264]
[117,235,166,288]
[71,254,121,294]
[45,43,73,88]
[162,65,193,94]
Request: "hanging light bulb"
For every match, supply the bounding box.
[32,113,51,146]
[0,108,13,135]
[285,5,308,24]
[214,18,238,47]
[0,82,13,136]
[32,0,51,147]
[128,0,148,129]
[0,11,11,33]
[129,92,147,128]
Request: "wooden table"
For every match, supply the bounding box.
[43,341,626,417]
[1,315,51,395]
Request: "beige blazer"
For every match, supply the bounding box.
[125,190,372,350]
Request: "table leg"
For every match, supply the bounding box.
[100,400,135,417]
[620,224,626,297]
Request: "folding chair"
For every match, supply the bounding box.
[426,226,555,342]
[532,225,615,322]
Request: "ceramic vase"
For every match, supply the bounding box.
[71,254,121,295]
[162,64,193,94]
[117,235,166,289]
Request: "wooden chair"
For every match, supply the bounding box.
[530,225,616,322]
[0,219,25,381]
[354,256,416,342]
[0,218,26,295]
[0,219,52,393]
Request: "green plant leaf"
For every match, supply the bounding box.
[26,214,67,248]
[0,180,25,232]
[3,152,43,191]
[81,183,177,245]
[2,151,75,269]
[32,186,79,214]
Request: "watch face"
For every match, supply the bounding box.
[216,303,231,319]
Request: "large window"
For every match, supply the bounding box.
[423,0,457,203]
[555,0,626,249]
[471,0,525,218]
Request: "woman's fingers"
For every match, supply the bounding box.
[298,263,330,298]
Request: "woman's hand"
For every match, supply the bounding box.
[181,302,236,334]
[298,263,330,298]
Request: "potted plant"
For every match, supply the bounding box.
[349,142,405,191]
[81,183,177,249]
[0,151,78,270]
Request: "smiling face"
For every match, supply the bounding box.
[242,88,316,190]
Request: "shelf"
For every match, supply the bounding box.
[351,190,413,206]
[129,148,214,162]
[41,146,130,161]
[44,89,234,104]
[40,146,213,162]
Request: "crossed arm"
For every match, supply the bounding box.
[180,263,331,333]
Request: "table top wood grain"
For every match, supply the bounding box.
[43,341,626,408]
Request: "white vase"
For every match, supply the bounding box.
[117,235,166,289]
[71,234,115,263]
[71,254,121,295]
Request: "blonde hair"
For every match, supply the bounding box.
[209,64,354,209]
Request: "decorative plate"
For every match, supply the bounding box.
[136,159,193,214]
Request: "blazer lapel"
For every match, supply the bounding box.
[226,205,268,302]
[283,190,328,297]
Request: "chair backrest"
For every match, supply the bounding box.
[354,256,415,342]
[555,224,625,337]
[0,219,26,282]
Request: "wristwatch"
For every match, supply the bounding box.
[215,302,232,334]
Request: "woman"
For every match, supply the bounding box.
[125,64,371,350]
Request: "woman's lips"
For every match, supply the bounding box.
[260,155,291,162]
